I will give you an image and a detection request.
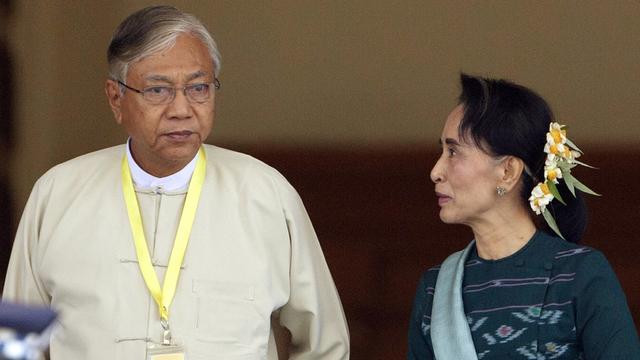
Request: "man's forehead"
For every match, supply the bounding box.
[127,34,214,82]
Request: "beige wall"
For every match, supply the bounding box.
[6,1,640,214]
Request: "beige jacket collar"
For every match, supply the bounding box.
[126,139,197,192]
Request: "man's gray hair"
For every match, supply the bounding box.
[107,5,221,82]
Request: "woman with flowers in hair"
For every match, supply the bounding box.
[407,74,640,359]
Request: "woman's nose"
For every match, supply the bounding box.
[430,156,444,184]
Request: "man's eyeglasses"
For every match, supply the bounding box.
[117,79,221,105]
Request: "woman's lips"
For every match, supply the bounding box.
[435,192,452,206]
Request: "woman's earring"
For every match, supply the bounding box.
[496,186,507,197]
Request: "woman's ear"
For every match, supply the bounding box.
[499,156,525,192]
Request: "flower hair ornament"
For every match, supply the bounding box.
[528,122,600,239]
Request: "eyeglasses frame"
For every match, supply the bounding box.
[116,78,221,104]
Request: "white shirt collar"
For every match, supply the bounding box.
[126,139,198,192]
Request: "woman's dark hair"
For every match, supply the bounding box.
[457,73,587,243]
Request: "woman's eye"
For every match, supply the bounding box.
[448,148,456,157]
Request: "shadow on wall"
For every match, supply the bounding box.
[1,1,15,292]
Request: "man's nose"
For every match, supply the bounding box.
[166,89,193,118]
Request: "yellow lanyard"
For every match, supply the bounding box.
[121,147,206,326]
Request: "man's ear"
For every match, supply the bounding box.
[499,156,526,192]
[105,79,123,124]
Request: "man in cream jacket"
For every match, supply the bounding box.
[3,5,349,360]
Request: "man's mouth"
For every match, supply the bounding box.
[164,130,194,140]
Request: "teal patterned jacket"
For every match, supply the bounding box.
[408,231,640,359]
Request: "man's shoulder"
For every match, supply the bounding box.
[38,145,124,184]
[203,144,285,179]
[55,145,123,168]
[204,144,266,165]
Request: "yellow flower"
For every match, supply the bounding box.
[546,168,562,183]
[531,120,598,239]
[544,159,563,184]
[544,123,572,163]
[540,183,550,194]
[559,148,580,163]
[544,141,566,161]
[548,122,566,144]
[529,182,554,215]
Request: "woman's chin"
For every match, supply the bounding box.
[438,209,463,225]
[438,212,454,224]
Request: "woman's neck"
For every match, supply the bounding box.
[470,206,537,260]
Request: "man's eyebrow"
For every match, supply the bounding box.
[144,75,172,83]
[185,71,209,82]
[143,71,210,83]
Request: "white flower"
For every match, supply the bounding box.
[529,182,554,215]
[544,142,566,160]
[561,148,581,163]
[548,123,567,145]
[530,121,598,241]
[544,160,563,184]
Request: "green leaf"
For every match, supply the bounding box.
[565,138,583,154]
[557,162,573,172]
[564,173,577,196]
[573,159,597,169]
[571,178,601,196]
[547,180,566,205]
[543,210,565,240]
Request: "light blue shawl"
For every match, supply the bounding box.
[430,241,478,359]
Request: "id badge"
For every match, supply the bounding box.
[147,344,186,360]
